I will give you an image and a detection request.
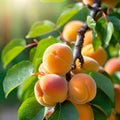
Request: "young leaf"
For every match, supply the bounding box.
[87,16,96,31]
[104,22,114,47]
[49,101,78,120]
[33,36,58,72]
[26,20,56,38]
[3,60,34,98]
[2,39,26,68]
[56,3,83,28]
[18,97,47,120]
[40,0,65,2]
[91,72,115,103]
[87,16,102,50]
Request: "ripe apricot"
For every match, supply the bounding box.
[82,44,107,66]
[62,20,92,43]
[114,84,120,114]
[107,111,115,120]
[68,73,96,104]
[43,43,73,75]
[102,0,118,8]
[104,58,120,75]
[83,30,92,46]
[82,0,118,8]
[72,56,99,74]
[73,103,94,120]
[34,74,68,107]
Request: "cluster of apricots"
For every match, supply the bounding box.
[34,20,120,120]
[63,20,120,120]
[34,42,97,120]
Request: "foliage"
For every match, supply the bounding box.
[1,0,120,120]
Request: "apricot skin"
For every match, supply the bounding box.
[62,21,92,44]
[114,84,120,114]
[83,0,118,8]
[104,58,120,75]
[34,74,68,107]
[107,111,115,120]
[82,44,107,66]
[43,43,73,75]
[73,103,94,120]
[72,56,99,74]
[68,73,96,104]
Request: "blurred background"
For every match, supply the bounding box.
[0,0,70,119]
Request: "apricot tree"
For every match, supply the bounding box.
[1,0,120,120]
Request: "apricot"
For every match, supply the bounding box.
[34,74,68,107]
[81,44,107,66]
[73,103,94,120]
[104,58,120,75]
[83,30,92,46]
[38,63,49,79]
[72,56,99,74]
[107,111,115,120]
[62,20,92,43]
[68,73,96,104]
[114,84,120,114]
[102,0,118,8]
[43,43,73,75]
[82,0,118,8]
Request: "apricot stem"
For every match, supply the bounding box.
[72,0,101,69]
[26,39,38,48]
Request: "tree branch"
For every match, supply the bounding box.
[72,0,101,69]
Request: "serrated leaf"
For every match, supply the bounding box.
[2,39,26,68]
[40,0,65,2]
[33,36,58,72]
[49,101,78,120]
[56,3,83,28]
[3,60,34,98]
[26,20,56,38]
[91,72,115,103]
[18,97,47,120]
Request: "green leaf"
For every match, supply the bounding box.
[108,16,120,45]
[40,0,65,2]
[92,31,102,50]
[91,72,115,103]
[18,97,47,120]
[56,3,83,28]
[92,104,107,120]
[18,76,38,100]
[33,36,58,72]
[2,39,26,68]
[26,20,56,38]
[49,101,78,120]
[104,22,114,47]
[91,88,114,116]
[3,60,34,98]
[87,16,96,30]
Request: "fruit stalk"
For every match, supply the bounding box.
[72,0,101,69]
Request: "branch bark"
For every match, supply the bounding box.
[72,0,101,69]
